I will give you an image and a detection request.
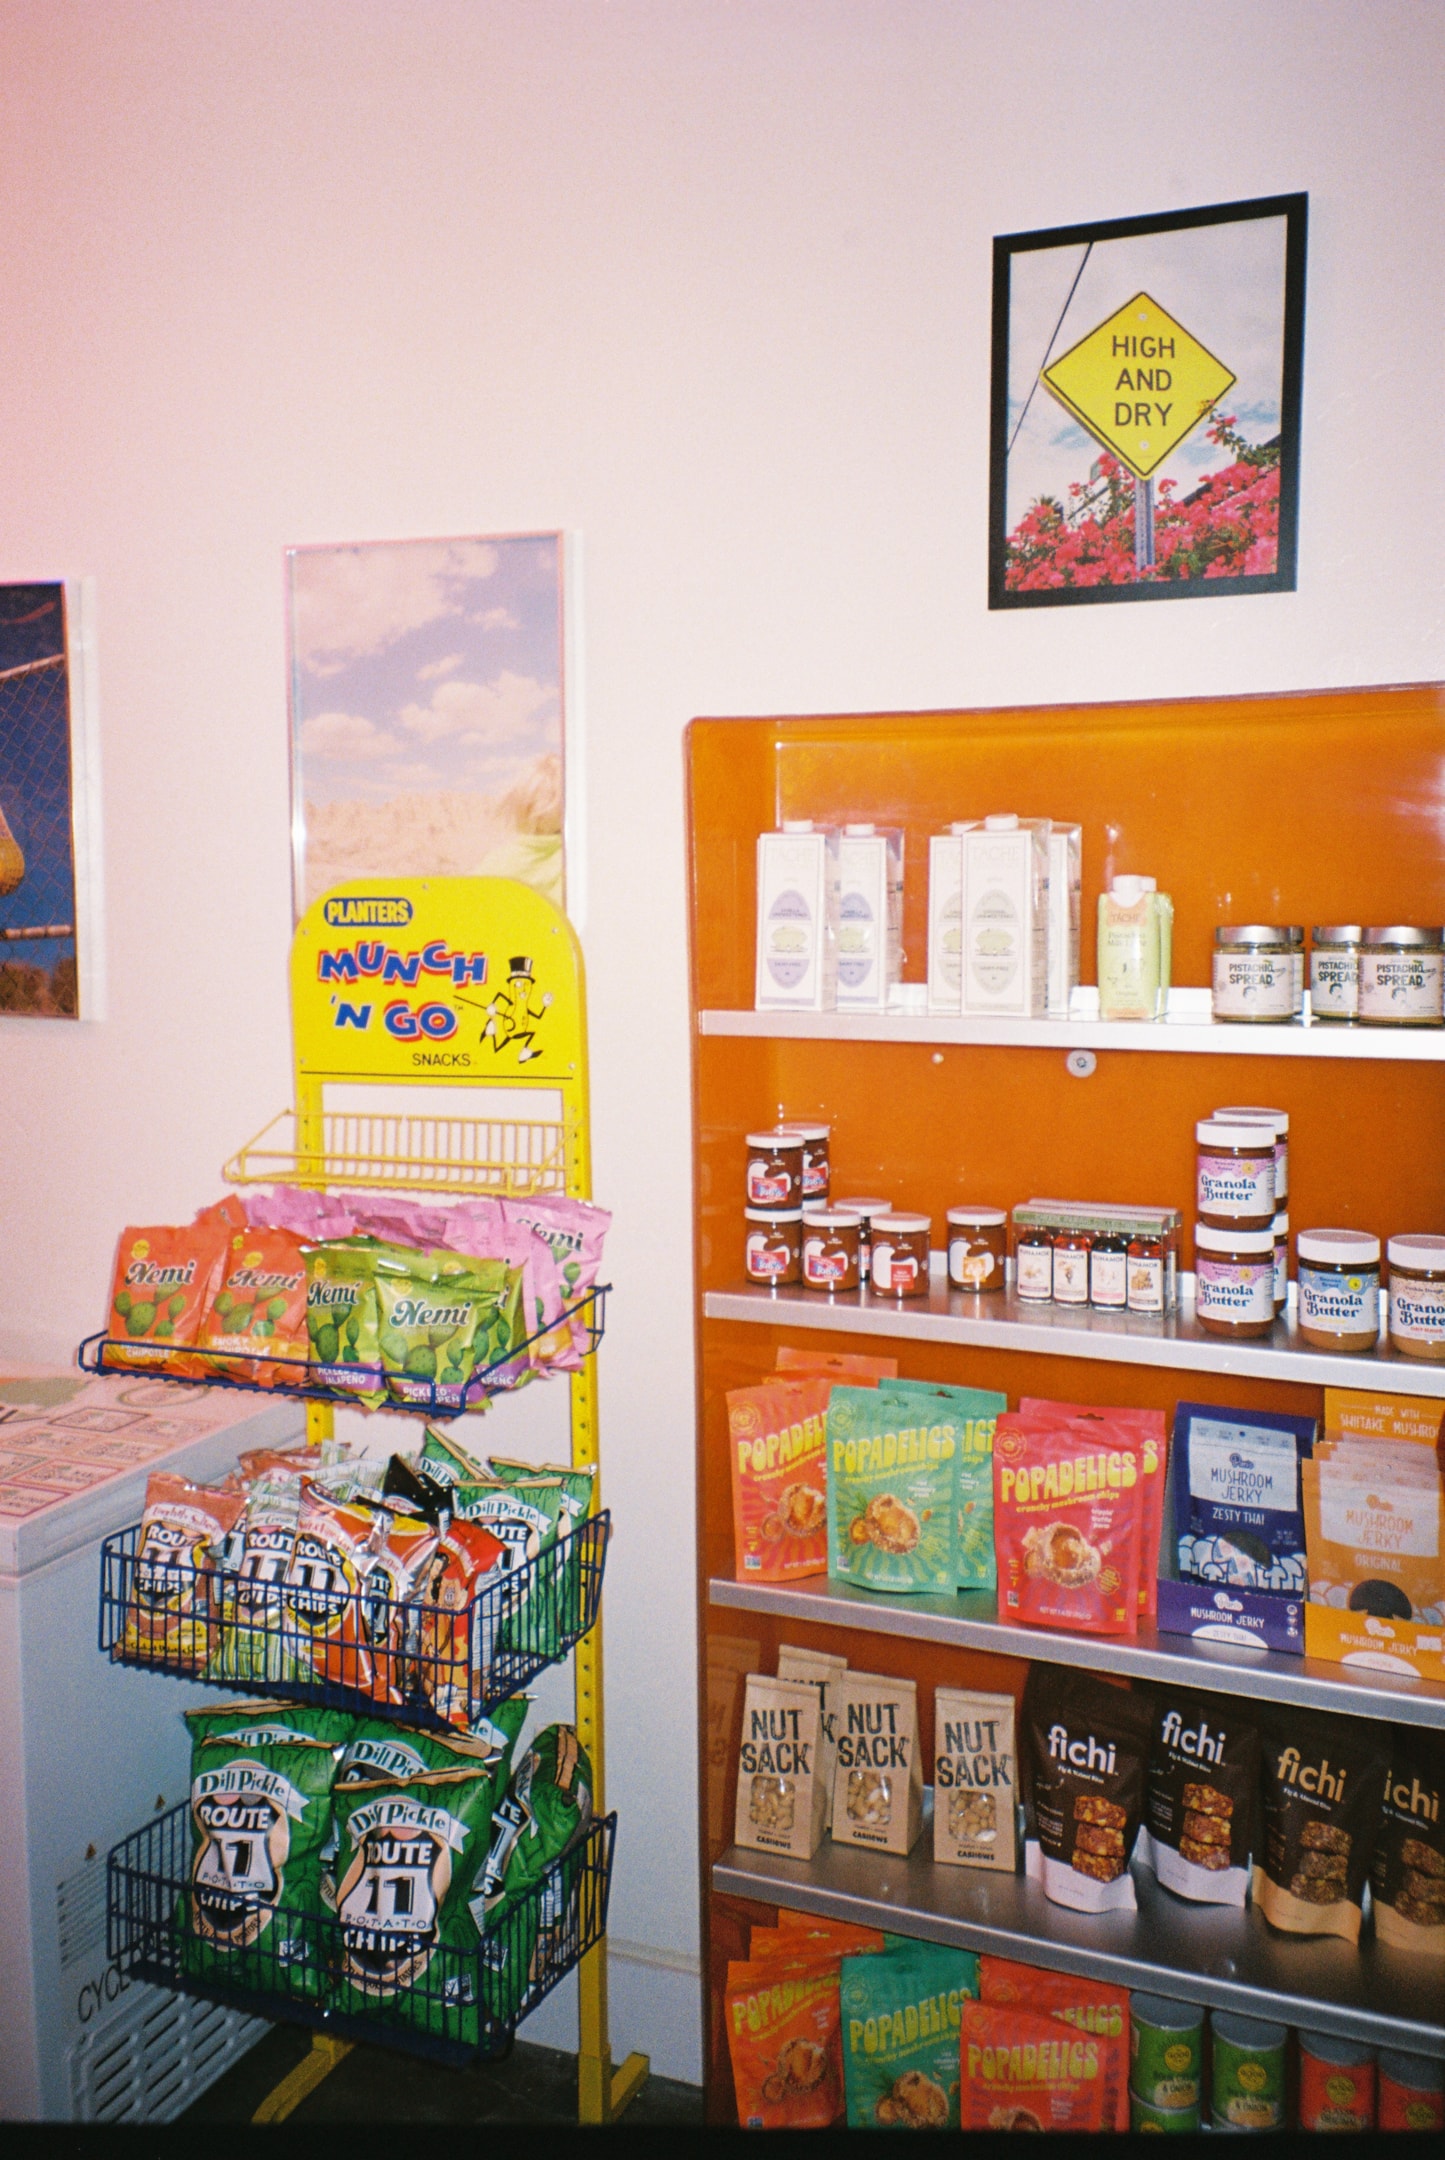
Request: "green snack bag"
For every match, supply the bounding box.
[841,1940,979,2129]
[418,1426,493,1491]
[471,1723,594,2024]
[826,1386,959,1596]
[332,1696,529,1803]
[373,1247,519,1409]
[208,1468,313,1687]
[305,1240,386,1408]
[182,1699,349,2002]
[880,1383,1005,1592]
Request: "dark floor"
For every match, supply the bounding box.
[186,2023,704,2125]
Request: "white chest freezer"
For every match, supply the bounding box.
[0,1364,307,2122]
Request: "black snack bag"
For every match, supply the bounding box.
[1022,1665,1153,1914]
[1371,1726,1445,1959]
[1137,1691,1259,1908]
[1255,1704,1390,1944]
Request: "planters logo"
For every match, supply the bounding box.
[323,895,414,928]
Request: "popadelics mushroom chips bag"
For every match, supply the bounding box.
[840,1940,978,2129]
[994,1411,1142,1636]
[1023,1665,1153,1913]
[1136,1691,1259,1907]
[826,1386,958,1596]
[1255,1704,1390,1942]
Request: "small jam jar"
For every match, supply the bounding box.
[1310,926,1362,1022]
[745,1129,803,1210]
[1212,926,1295,1022]
[1296,1228,1381,1352]
[1359,927,1445,1025]
[1272,1210,1289,1312]
[1126,1230,1165,1314]
[744,1208,801,1287]
[1195,1222,1277,1337]
[1089,1233,1129,1308]
[1387,1235,1445,1360]
[1014,1225,1054,1302]
[1051,1226,1092,1305]
[1196,1119,1276,1229]
[869,1213,931,1297]
[833,1196,891,1271]
[776,1121,830,1204]
[946,1206,1007,1292]
[1214,1104,1288,1206]
[799,1208,860,1293]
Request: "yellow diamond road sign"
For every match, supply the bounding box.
[1041,292,1236,481]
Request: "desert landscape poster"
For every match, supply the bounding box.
[287,534,566,915]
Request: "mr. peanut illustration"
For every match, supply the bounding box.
[480,955,552,1062]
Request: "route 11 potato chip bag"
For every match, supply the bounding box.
[122,1472,244,1673]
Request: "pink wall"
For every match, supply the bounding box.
[1,0,1442,2078]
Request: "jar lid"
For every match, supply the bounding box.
[1298,2031,1376,2068]
[1130,1995,1204,2033]
[946,1206,1008,1227]
[1273,1211,1289,1233]
[1363,924,1445,945]
[745,1208,801,1224]
[801,1209,854,1229]
[873,1212,931,1233]
[746,1129,803,1151]
[1298,1227,1381,1265]
[1388,1234,1445,1269]
[1312,925,1363,943]
[1109,874,1153,905]
[1378,2051,1445,2091]
[1214,1104,1289,1132]
[1196,1119,1275,1149]
[1210,2013,1287,2050]
[833,1195,891,1216]
[1195,1222,1275,1256]
[775,1122,830,1141]
[780,820,815,833]
[1284,925,1304,943]
[983,814,1019,830]
[1214,924,1289,945]
[843,822,876,835]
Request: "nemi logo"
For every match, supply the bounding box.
[323,896,414,927]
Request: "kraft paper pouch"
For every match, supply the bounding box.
[841,1940,979,2129]
[734,1674,827,1860]
[933,1687,1017,1872]
[831,1670,923,1857]
[826,1386,958,1596]
[777,1643,847,1832]
[1303,1449,1445,1623]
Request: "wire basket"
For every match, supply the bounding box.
[223,1108,571,1197]
[108,1800,616,2066]
[76,1286,607,1422]
[99,1512,610,1729]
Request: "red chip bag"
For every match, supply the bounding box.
[773,1911,887,1959]
[405,1516,508,1726]
[727,1379,830,1584]
[283,1485,378,1693]
[1020,1399,1167,1618]
[200,1225,310,1387]
[960,2000,1127,2132]
[361,1511,438,1707]
[994,1411,1142,1637]
[726,1955,844,2129]
[774,1348,897,1383]
[121,1472,244,1671]
[980,1956,1131,2128]
[105,1218,232,1373]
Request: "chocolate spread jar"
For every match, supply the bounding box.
[744,1209,801,1287]
[868,1212,931,1298]
[745,1129,804,1211]
[833,1197,892,1271]
[800,1208,860,1293]
[776,1122,831,1205]
[946,1206,1007,1292]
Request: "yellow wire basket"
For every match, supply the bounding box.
[223,1107,570,1197]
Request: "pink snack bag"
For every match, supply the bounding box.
[1019,1398,1167,1619]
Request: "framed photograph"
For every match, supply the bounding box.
[989,193,1306,606]
[287,532,576,918]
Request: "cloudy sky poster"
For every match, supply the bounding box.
[288,534,565,912]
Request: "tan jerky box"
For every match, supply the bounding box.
[777,1643,848,1831]
[831,1669,923,1856]
[933,1685,1018,1872]
[733,1673,828,1860]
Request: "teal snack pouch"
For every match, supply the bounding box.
[471,1723,594,2023]
[826,1386,959,1595]
[841,1941,979,2128]
[880,1382,1005,1591]
[182,1700,349,2001]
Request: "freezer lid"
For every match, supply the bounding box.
[0,1367,308,1575]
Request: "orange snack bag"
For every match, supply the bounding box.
[726,1955,844,2129]
[200,1225,311,1387]
[727,1378,830,1583]
[283,1486,379,1694]
[106,1216,234,1373]
[406,1516,509,1726]
[775,1347,897,1383]
[980,1955,1130,2128]
[1020,1399,1167,1618]
[121,1472,244,1671]
[769,1911,887,1959]
[994,1411,1142,1636]
[960,1999,1127,2132]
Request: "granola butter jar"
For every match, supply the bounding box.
[776,1121,830,1205]
[744,1209,801,1287]
[868,1212,931,1298]
[1194,1223,1277,1338]
[745,1129,803,1211]
[946,1206,1007,1292]
[1212,925,1294,1022]
[1359,926,1445,1025]
[799,1208,860,1293]
[1386,1235,1445,1360]
[1296,1228,1382,1352]
[1214,1104,1289,1205]
[1272,1210,1289,1312]
[1310,926,1362,1022]
[833,1196,891,1272]
[1196,1119,1276,1230]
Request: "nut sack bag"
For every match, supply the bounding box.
[777,1643,847,1832]
[960,1999,1128,2133]
[832,1670,924,1857]
[726,1954,844,2129]
[734,1674,828,1860]
[825,1385,959,1596]
[1173,1401,1314,1595]
[121,1473,244,1673]
[726,1378,831,1583]
[1303,1448,1445,1623]
[1021,1397,1167,1618]
[469,1723,595,2024]
[198,1226,310,1387]
[105,1213,234,1373]
[1022,1664,1153,1913]
[1371,1727,1445,1956]
[182,1700,350,2001]
[1255,1703,1391,1942]
[1136,1691,1259,1906]
[841,1940,979,2129]
[881,1380,1006,1592]
[934,1687,1017,1872]
[994,1411,1143,1636]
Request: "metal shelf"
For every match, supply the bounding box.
[702,1272,1445,1396]
[715,1799,1445,2056]
[709,1575,1445,1730]
[699,990,1445,1061]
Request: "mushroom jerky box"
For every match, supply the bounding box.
[734,1673,827,1860]
[934,1687,1018,1872]
[832,1670,924,1856]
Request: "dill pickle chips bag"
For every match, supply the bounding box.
[470,1723,594,2024]
[826,1386,960,1596]
[422,1435,598,1662]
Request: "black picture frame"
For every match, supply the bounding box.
[988,193,1307,608]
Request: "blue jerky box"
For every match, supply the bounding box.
[1155,1574,1305,1654]
[1171,1400,1315,1595]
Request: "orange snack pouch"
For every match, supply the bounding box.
[106,1218,233,1374]
[121,1472,244,1671]
[980,1955,1130,2128]
[994,1411,1142,1637]
[770,1911,887,1959]
[775,1347,897,1383]
[1021,1399,1167,1617]
[960,1999,1127,2132]
[200,1225,311,1387]
[727,1378,831,1583]
[726,1955,844,2129]
[283,1486,379,1694]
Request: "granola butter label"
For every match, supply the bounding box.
[734,1676,827,1860]
[934,1688,1017,1872]
[832,1673,923,1856]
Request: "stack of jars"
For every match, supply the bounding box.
[1194,1109,1289,1338]
[742,1123,828,1288]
